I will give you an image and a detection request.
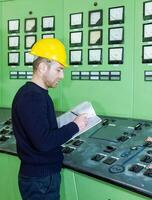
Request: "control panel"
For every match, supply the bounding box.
[62,116,152,198]
[1,115,152,197]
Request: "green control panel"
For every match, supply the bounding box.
[0,0,152,120]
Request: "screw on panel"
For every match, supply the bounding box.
[29,11,33,15]
[94,2,98,6]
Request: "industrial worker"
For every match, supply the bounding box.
[12,38,88,200]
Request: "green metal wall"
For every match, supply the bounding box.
[63,0,134,118]
[0,3,2,106]
[0,0,64,109]
[133,0,152,120]
[0,0,152,119]
[0,153,150,200]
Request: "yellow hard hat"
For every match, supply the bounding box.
[30,38,68,67]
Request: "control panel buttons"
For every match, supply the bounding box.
[140,155,152,163]
[134,123,142,130]
[117,135,129,142]
[147,150,152,155]
[143,141,152,147]
[0,135,10,142]
[129,164,144,173]
[0,129,9,135]
[91,154,105,161]
[72,140,84,146]
[62,146,75,154]
[103,157,117,165]
[144,168,152,177]
[103,145,116,153]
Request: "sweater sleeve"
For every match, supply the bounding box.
[17,91,79,152]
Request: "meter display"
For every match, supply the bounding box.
[88,48,102,64]
[109,6,124,24]
[109,27,124,44]
[8,52,20,66]
[142,45,152,63]
[144,1,152,20]
[70,49,82,65]
[88,30,102,46]
[143,23,152,42]
[70,12,83,29]
[89,10,102,27]
[70,31,83,47]
[8,19,20,33]
[24,52,35,65]
[108,47,124,64]
[42,16,55,31]
[8,36,20,50]
[25,35,36,49]
[25,18,37,32]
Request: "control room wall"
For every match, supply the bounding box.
[0,0,152,120]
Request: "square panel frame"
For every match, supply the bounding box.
[8,52,20,66]
[88,48,102,64]
[88,29,102,46]
[24,35,37,49]
[143,1,152,20]
[69,31,83,47]
[24,51,34,66]
[143,23,152,42]
[70,12,83,29]
[142,44,152,63]
[108,27,124,44]
[8,19,20,34]
[108,47,124,64]
[8,35,20,50]
[41,16,55,31]
[108,6,125,25]
[24,18,37,33]
[88,9,103,27]
[69,49,82,65]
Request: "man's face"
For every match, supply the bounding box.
[43,61,64,88]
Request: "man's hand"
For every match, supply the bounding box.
[73,113,88,131]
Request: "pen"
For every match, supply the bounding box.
[71,111,79,116]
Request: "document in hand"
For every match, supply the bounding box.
[57,101,102,139]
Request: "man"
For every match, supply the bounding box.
[12,38,88,200]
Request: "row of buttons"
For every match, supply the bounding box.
[129,164,152,177]
[91,153,118,165]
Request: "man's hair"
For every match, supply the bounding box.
[33,57,49,73]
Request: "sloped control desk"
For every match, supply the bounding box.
[0,114,152,198]
[62,117,152,198]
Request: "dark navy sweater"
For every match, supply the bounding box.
[12,82,79,177]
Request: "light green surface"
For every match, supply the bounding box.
[0,153,66,200]
[133,0,152,120]
[0,154,150,200]
[0,0,64,109]
[62,168,151,200]
[0,153,21,200]
[62,0,134,118]
[0,3,2,106]
[0,0,152,120]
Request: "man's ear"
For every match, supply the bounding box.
[38,62,48,74]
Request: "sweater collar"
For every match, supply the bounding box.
[26,81,48,93]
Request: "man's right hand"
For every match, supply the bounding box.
[73,113,88,131]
